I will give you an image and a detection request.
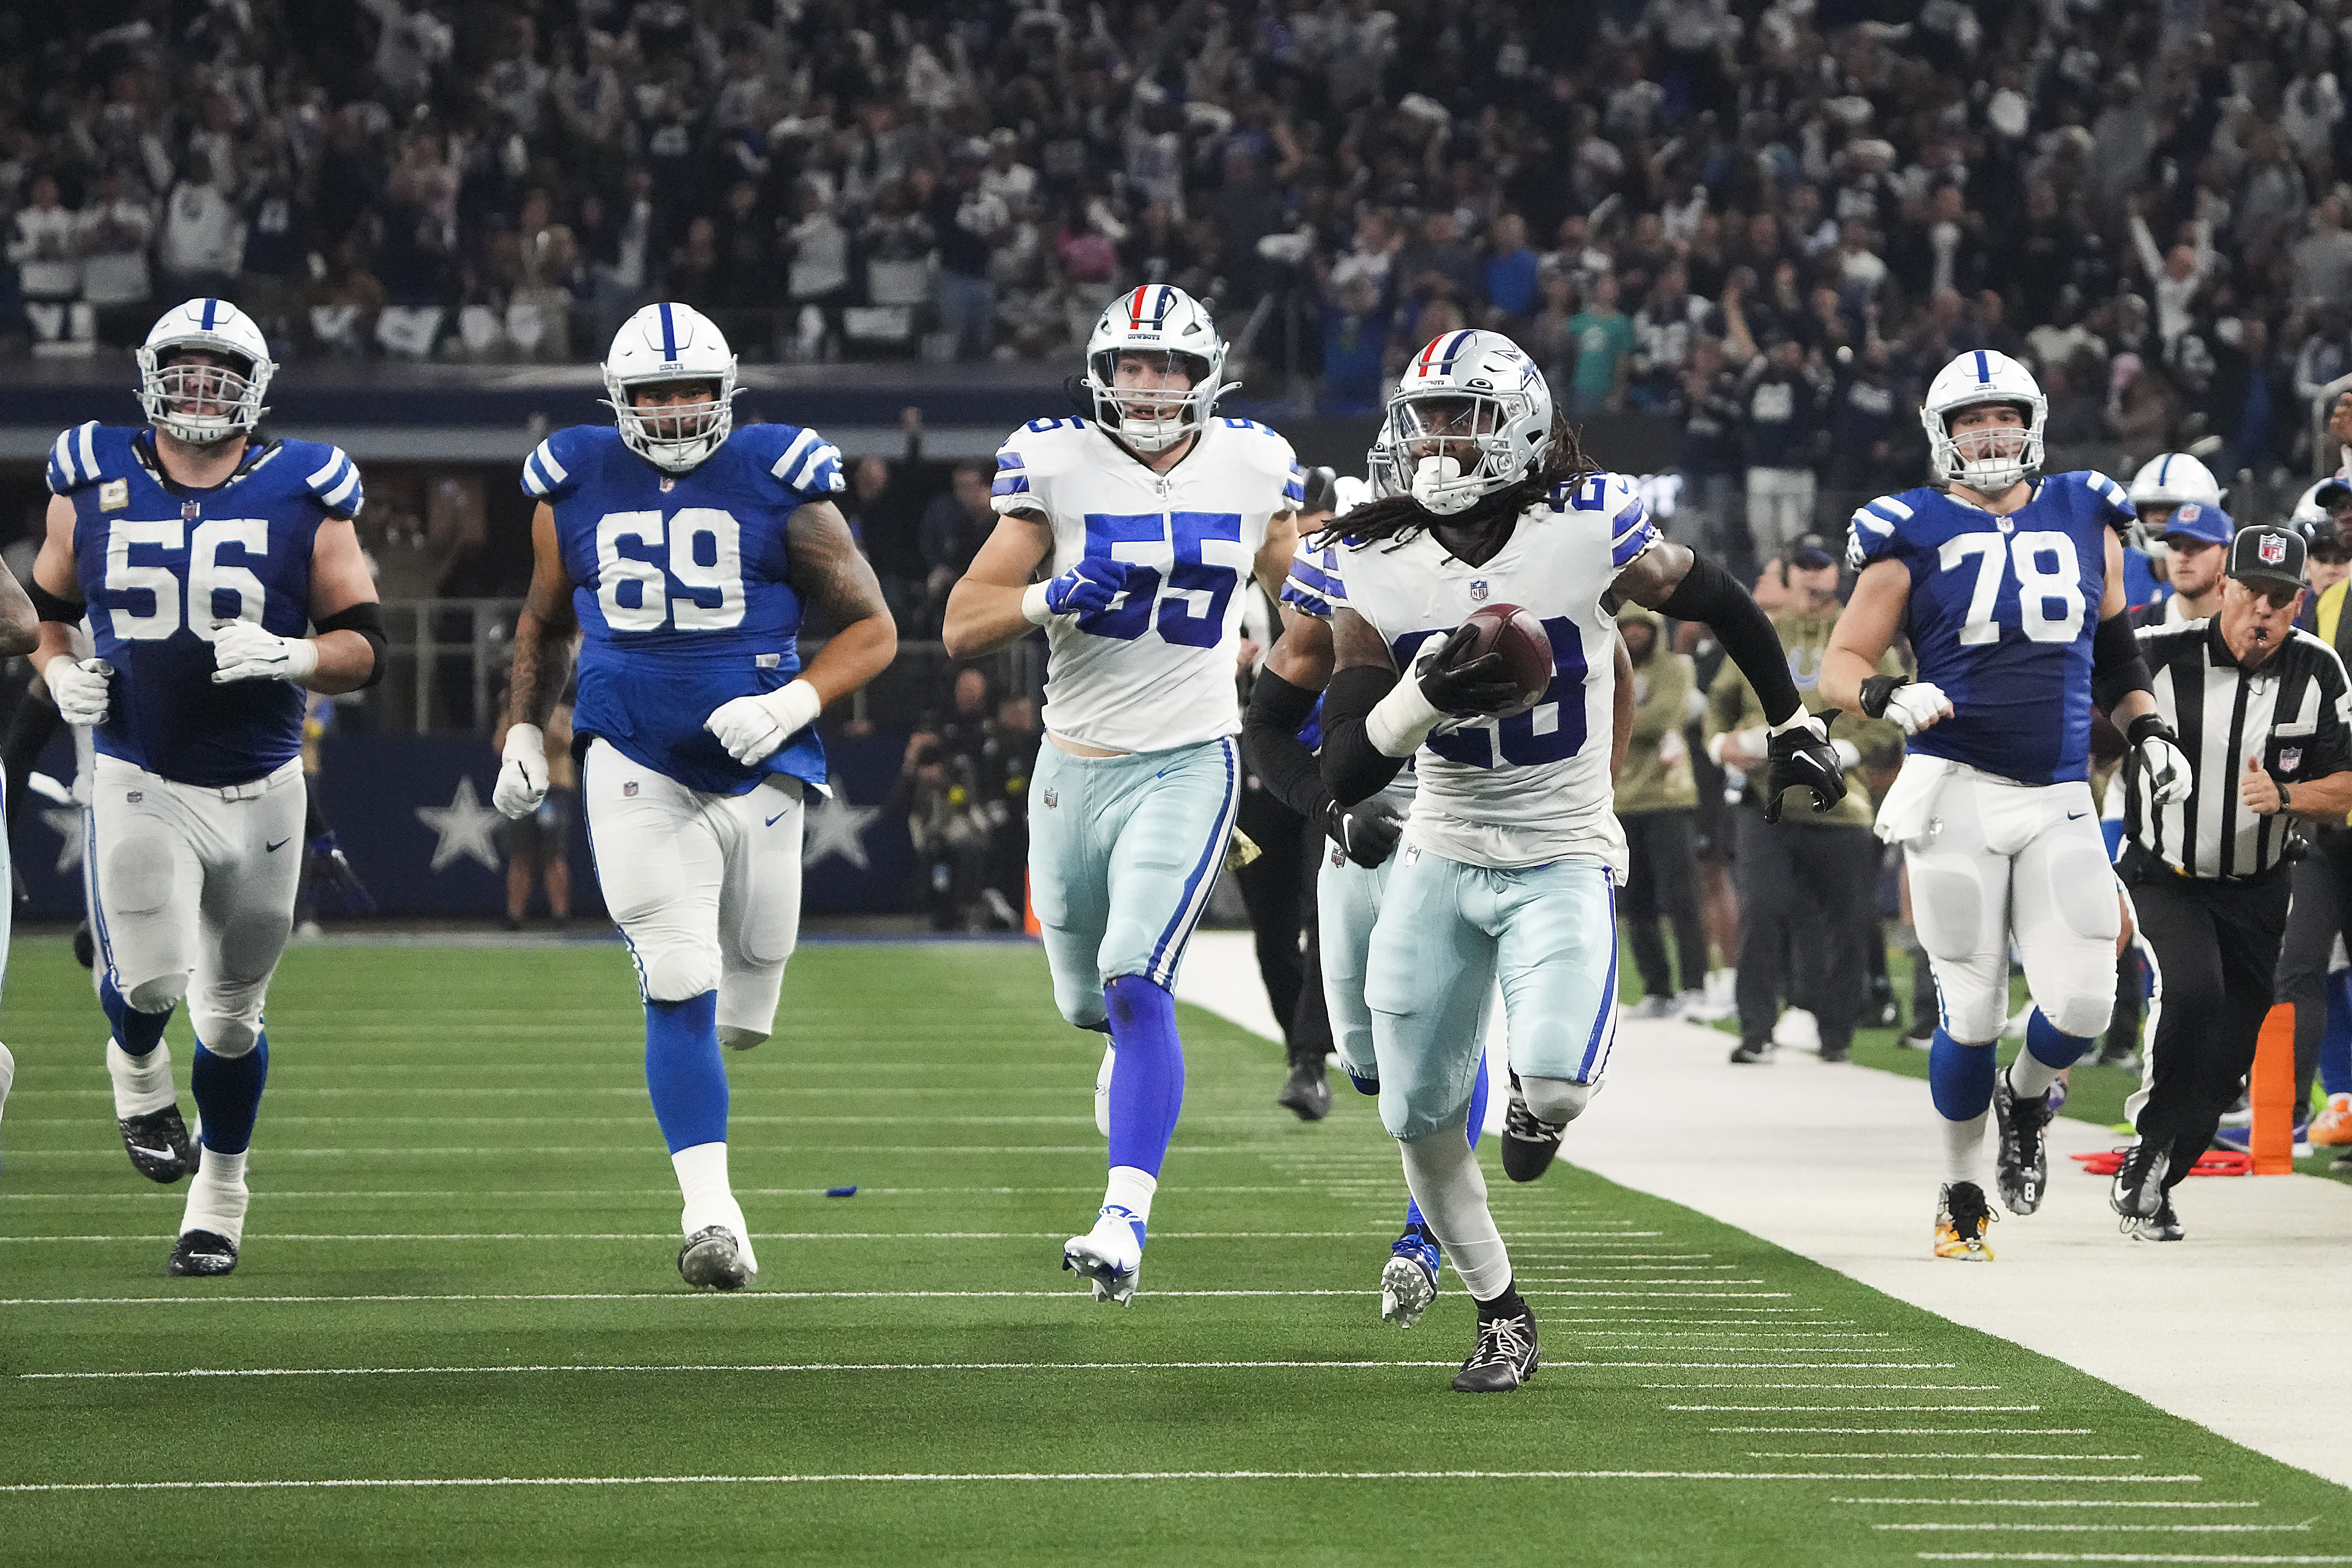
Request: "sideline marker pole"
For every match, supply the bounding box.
[2250,1002,2297,1175]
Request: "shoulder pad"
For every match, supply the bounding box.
[993,418,1091,514]
[294,442,365,520]
[1845,491,1920,570]
[522,426,600,501]
[2075,469,2137,526]
[764,424,846,501]
[46,422,107,496]
[1550,472,1655,568]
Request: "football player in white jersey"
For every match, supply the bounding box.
[1318,330,1845,1390]
[1820,350,2187,1260]
[1245,426,1633,1330]
[944,285,1300,1304]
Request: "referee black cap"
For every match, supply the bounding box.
[2227,523,2307,592]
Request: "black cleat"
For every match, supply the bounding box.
[1729,1038,1774,1064]
[1819,1040,1851,1064]
[1991,1072,2051,1216]
[2128,1196,2184,1242]
[119,1107,196,1184]
[1276,1056,1331,1121]
[165,1229,238,1277]
[1499,1072,1564,1183]
[1933,1180,1997,1260]
[1452,1303,1540,1392]
[2109,1142,2171,1223]
[677,1225,750,1291]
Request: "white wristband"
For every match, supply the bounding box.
[285,637,319,680]
[503,722,545,762]
[1021,580,1056,626]
[1767,707,1819,737]
[1366,675,1446,758]
[755,679,823,737]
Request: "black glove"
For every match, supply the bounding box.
[1857,673,1907,718]
[1321,798,1404,868]
[306,831,377,915]
[1417,623,1525,717]
[1763,712,1848,824]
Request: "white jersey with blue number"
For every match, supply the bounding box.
[994,415,1302,754]
[1846,471,2130,785]
[1335,471,1660,872]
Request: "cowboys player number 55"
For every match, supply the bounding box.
[33,297,384,1277]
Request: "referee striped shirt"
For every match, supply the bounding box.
[2126,619,2352,880]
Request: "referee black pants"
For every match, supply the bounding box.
[2273,830,2352,1110]
[2123,849,2292,1191]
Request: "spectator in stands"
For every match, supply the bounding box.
[11,174,87,355]
[916,462,995,638]
[1564,270,1634,416]
[1319,273,1388,416]
[78,169,154,347]
[1741,336,1829,561]
[1673,336,1747,565]
[1481,212,1538,336]
[157,152,244,305]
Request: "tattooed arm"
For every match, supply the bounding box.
[504,501,580,734]
[785,498,898,703]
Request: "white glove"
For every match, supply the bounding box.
[209,619,319,684]
[1883,680,1953,736]
[2134,724,2194,807]
[705,680,823,767]
[493,723,549,820]
[45,655,112,726]
[1829,738,1862,770]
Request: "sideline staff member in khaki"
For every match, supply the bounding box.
[2114,522,2352,1240]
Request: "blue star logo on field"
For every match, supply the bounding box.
[414,775,504,873]
[802,787,879,871]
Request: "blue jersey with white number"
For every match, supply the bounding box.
[1846,471,2132,785]
[522,422,843,795]
[47,422,360,787]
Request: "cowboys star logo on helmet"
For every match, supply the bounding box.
[1389,330,1553,515]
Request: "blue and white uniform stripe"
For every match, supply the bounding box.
[1281,551,1348,618]
[1607,498,1659,569]
[47,421,100,495]
[1145,737,1243,989]
[303,447,364,517]
[522,438,570,499]
[768,428,845,495]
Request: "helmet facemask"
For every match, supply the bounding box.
[607,369,737,473]
[1932,400,2044,495]
[1088,347,1216,454]
[137,347,268,444]
[1391,389,1549,516]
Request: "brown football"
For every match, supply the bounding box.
[1455,602,1555,712]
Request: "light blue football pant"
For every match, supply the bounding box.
[1364,846,1619,1141]
[1028,736,1241,1029]
[1318,848,1496,1088]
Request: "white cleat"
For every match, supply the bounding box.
[1062,1205,1144,1305]
[677,1225,752,1291]
[1380,1251,1439,1329]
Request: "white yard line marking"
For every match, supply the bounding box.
[1882,1526,2311,1534]
[23,1360,1465,1380]
[1834,1500,2257,1509]
[1720,1429,2097,1436]
[0,1471,2215,1495]
[1761,1455,2145,1462]
[1675,1404,2043,1413]
[0,1288,1727,1306]
[1913,1554,2352,1564]
[1659,1383,1992,1390]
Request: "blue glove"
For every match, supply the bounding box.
[1044,557,1141,617]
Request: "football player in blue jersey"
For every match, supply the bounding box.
[1821,349,2192,1261]
[494,302,896,1291]
[31,297,384,1276]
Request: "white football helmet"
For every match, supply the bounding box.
[1364,409,1404,500]
[136,298,274,445]
[2128,452,2225,513]
[1922,349,2046,496]
[1387,329,1552,515]
[1080,285,1233,453]
[603,302,737,472]
[2292,477,2352,529]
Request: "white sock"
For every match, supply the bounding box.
[2007,1051,2064,1100]
[181,1146,251,1244]
[108,1039,177,1118]
[1398,1127,1512,1300]
[1941,1111,1989,1185]
[0,1040,13,1123]
[672,1141,757,1274]
[1102,1165,1157,1226]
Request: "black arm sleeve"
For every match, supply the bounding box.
[314,601,388,691]
[1242,668,1333,823]
[1318,664,1412,806]
[28,580,82,625]
[1655,552,1803,725]
[2090,611,2153,713]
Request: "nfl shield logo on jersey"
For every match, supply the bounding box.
[623,781,638,798]
[1042,788,1058,809]
[2283,747,2303,772]
[1470,580,1490,602]
[2261,533,2288,565]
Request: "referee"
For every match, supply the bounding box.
[2115,521,2352,1240]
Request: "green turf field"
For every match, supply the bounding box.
[3,936,2347,1565]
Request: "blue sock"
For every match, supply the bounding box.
[191,1034,268,1154]
[1466,1048,1490,1151]
[645,991,726,1154]
[100,976,172,1055]
[1928,1026,1996,1122]
[2010,1007,2092,1098]
[1103,975,1184,1176]
[2323,972,2352,1099]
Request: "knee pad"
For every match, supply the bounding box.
[637,941,719,1004]
[1926,956,2005,1044]
[124,973,190,1016]
[2045,986,2115,1042]
[1908,858,1986,963]
[192,1013,260,1057]
[101,837,175,915]
[1520,1075,1596,1125]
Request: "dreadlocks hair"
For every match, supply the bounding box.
[1311,408,1598,553]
